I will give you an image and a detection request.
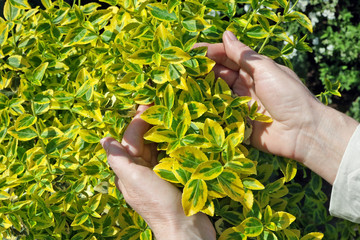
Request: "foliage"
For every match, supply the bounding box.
[290,0,360,105]
[0,0,335,239]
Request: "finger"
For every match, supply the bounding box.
[193,42,239,70]
[222,31,282,78]
[122,105,151,157]
[101,137,132,181]
[212,64,239,87]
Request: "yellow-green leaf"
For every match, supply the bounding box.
[79,129,100,143]
[30,62,48,86]
[182,16,210,32]
[242,178,265,190]
[219,226,247,240]
[182,178,208,216]
[217,169,244,201]
[71,212,89,226]
[153,159,179,183]
[40,127,63,139]
[128,50,155,65]
[300,232,324,240]
[246,25,268,39]
[117,226,141,240]
[271,211,296,230]
[164,84,175,109]
[187,101,207,119]
[161,46,191,64]
[8,126,38,141]
[9,0,31,9]
[141,105,168,125]
[0,22,9,46]
[170,146,208,172]
[287,11,313,33]
[140,229,152,240]
[240,217,263,237]
[14,114,37,131]
[144,126,177,143]
[204,118,225,149]
[6,55,30,69]
[226,158,257,175]
[192,160,223,181]
[215,78,232,96]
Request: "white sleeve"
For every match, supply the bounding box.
[329,124,360,223]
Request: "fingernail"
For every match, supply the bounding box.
[100,138,109,152]
[225,31,238,41]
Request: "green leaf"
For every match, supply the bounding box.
[9,0,31,9]
[182,16,210,32]
[161,46,191,64]
[6,55,30,69]
[14,114,37,131]
[241,217,263,237]
[147,3,177,21]
[182,178,208,216]
[8,126,38,141]
[261,45,281,59]
[192,160,223,181]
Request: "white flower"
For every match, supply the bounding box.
[312,37,319,45]
[309,12,319,26]
[297,0,309,12]
[319,47,326,54]
[244,4,250,12]
[327,44,334,51]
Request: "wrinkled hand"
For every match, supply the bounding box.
[100,105,216,240]
[197,31,358,184]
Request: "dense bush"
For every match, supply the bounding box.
[0,0,358,239]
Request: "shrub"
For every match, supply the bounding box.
[0,0,344,239]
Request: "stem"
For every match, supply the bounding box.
[288,0,300,13]
[258,19,282,54]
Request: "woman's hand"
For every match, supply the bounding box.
[198,31,359,184]
[100,105,216,240]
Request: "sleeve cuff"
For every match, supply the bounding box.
[329,124,360,223]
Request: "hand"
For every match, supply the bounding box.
[100,105,216,240]
[197,31,359,184]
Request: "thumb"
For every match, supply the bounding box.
[222,31,281,78]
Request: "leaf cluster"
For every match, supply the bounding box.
[0,0,324,239]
